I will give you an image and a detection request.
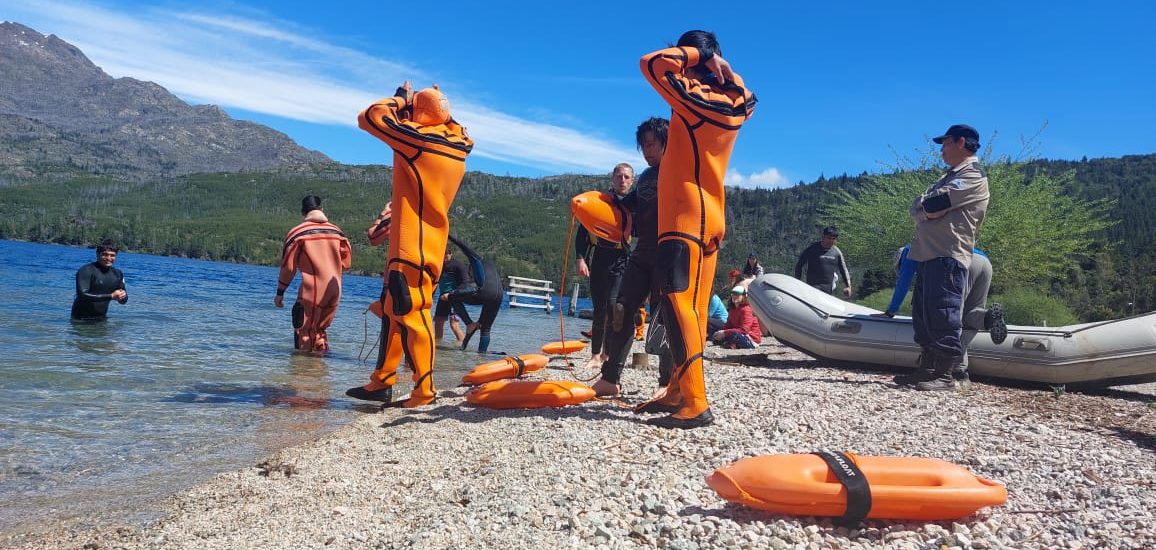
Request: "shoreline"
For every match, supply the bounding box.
[5,338,1153,549]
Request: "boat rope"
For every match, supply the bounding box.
[358,305,382,365]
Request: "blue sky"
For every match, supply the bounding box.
[5,0,1154,187]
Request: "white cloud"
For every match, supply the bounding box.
[725,167,790,189]
[3,0,637,173]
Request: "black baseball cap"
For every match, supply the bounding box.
[932,124,980,144]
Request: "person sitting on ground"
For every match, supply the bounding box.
[710,286,762,349]
[742,252,764,278]
[794,225,854,297]
[72,240,128,322]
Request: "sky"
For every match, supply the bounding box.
[4,0,1155,188]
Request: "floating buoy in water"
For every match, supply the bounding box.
[465,379,596,409]
[707,452,1007,522]
[541,340,587,355]
[571,190,631,243]
[462,354,548,385]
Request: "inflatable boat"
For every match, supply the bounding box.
[746,274,1156,387]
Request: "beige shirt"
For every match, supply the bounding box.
[908,156,990,269]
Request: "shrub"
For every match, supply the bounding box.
[990,287,1079,326]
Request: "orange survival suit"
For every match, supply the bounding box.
[354,87,473,407]
[277,210,352,352]
[638,46,756,424]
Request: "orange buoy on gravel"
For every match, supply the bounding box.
[571,190,631,243]
[465,380,596,409]
[461,354,549,386]
[540,340,587,355]
[707,453,1007,522]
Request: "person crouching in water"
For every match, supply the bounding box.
[347,81,473,407]
[72,240,128,321]
[275,195,352,353]
[444,236,504,354]
[709,285,762,349]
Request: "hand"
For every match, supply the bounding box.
[440,292,451,302]
[577,258,590,278]
[711,331,723,342]
[274,295,284,308]
[704,54,735,85]
[843,287,853,298]
[379,203,392,218]
[396,80,413,102]
[111,289,127,302]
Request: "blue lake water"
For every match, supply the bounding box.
[0,240,591,534]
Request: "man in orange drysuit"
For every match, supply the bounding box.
[633,30,757,429]
[275,195,353,353]
[346,81,473,408]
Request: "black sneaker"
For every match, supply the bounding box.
[915,378,956,391]
[893,371,932,386]
[345,386,393,402]
[647,409,715,429]
[986,303,1007,345]
[580,330,593,339]
[953,371,972,391]
[633,400,680,415]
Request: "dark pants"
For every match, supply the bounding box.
[912,257,966,359]
[706,317,727,335]
[586,246,627,355]
[600,253,673,385]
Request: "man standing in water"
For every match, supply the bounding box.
[71,240,128,321]
[275,195,352,353]
[632,30,756,429]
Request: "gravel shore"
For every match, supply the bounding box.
[5,338,1154,549]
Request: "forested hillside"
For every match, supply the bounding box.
[2,153,1152,320]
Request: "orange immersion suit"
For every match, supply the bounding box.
[357,92,473,407]
[640,46,756,420]
[277,210,352,352]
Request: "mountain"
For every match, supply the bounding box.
[0,22,330,180]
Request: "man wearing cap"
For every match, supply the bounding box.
[895,124,990,391]
[794,225,853,297]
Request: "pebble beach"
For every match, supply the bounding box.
[5,337,1154,549]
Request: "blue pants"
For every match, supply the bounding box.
[912,257,966,358]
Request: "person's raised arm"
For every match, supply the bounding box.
[639,47,754,127]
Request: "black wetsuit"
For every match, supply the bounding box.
[574,203,629,356]
[600,166,674,385]
[435,258,468,318]
[71,262,126,321]
[447,236,504,353]
[794,242,852,294]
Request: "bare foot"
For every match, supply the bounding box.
[582,356,603,370]
[591,378,620,397]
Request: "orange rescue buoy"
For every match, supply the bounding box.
[462,354,549,386]
[571,190,631,243]
[707,453,1007,521]
[541,340,587,355]
[368,299,384,318]
[465,380,596,409]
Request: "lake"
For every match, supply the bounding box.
[0,240,591,535]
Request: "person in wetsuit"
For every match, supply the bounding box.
[347,81,474,407]
[444,236,504,354]
[275,195,352,353]
[434,248,468,343]
[590,117,676,399]
[575,162,635,369]
[794,225,853,297]
[71,240,128,321]
[632,30,756,429]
